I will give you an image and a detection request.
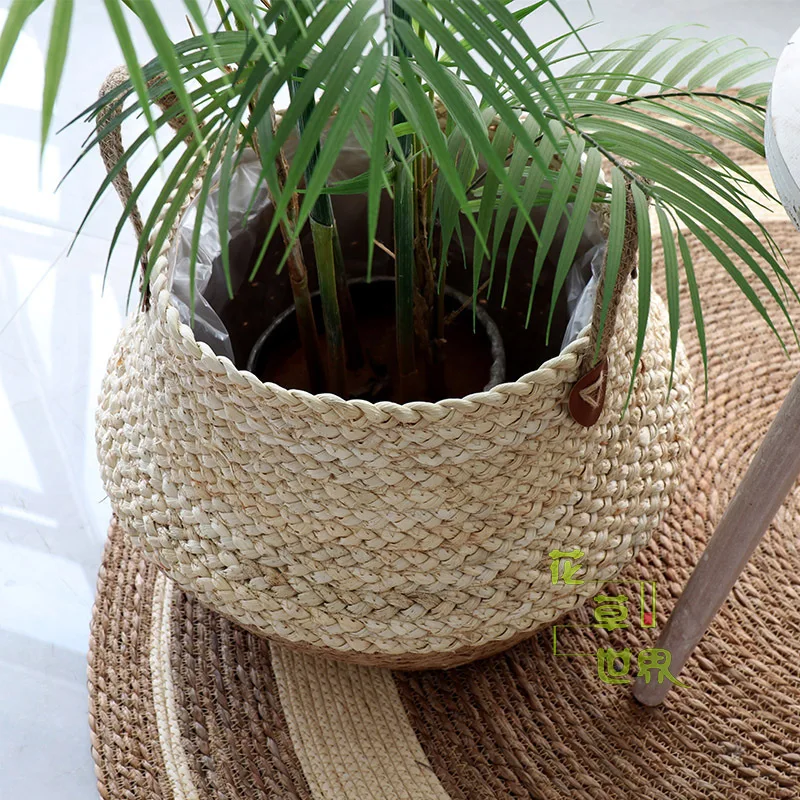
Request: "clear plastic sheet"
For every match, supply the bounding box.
[169,146,608,363]
[561,241,607,350]
[169,149,267,363]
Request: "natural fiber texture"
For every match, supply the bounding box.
[96,252,691,667]
[98,67,145,245]
[98,66,184,297]
[271,646,451,799]
[95,66,692,666]
[90,208,800,798]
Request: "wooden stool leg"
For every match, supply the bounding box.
[633,373,800,706]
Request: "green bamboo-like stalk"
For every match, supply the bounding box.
[310,220,346,395]
[330,225,363,370]
[395,163,416,381]
[255,104,326,393]
[287,103,346,396]
[284,80,346,395]
[289,70,363,382]
[391,2,416,393]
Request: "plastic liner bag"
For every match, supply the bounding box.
[561,241,608,350]
[169,145,610,364]
[168,149,269,363]
[169,133,371,361]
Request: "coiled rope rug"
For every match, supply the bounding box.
[89,154,800,798]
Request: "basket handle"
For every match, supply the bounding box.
[97,66,186,307]
[568,187,639,428]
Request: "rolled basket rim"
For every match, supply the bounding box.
[145,183,618,422]
[151,260,608,420]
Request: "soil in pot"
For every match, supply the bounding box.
[247,277,500,402]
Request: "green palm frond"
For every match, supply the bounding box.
[3,0,795,395]
[0,0,46,85]
[547,146,603,341]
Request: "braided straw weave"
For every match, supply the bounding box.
[95,70,693,668]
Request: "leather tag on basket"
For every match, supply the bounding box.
[569,358,608,427]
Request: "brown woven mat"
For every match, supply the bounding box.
[89,195,800,797]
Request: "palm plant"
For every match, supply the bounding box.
[2,0,793,401]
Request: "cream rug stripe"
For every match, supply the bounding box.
[150,573,201,800]
[271,644,453,800]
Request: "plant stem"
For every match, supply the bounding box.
[435,274,446,340]
[433,235,447,399]
[413,132,439,393]
[311,219,347,395]
[257,105,326,394]
[285,229,326,393]
[391,2,417,396]
[332,210,364,370]
[394,136,417,394]
[290,69,364,373]
[612,90,766,113]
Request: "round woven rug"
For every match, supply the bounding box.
[89,203,800,796]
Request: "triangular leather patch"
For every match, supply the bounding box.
[569,358,608,428]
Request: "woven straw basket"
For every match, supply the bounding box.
[95,68,693,669]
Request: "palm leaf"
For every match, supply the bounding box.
[679,211,786,353]
[73,74,232,257]
[490,114,541,289]
[2,0,790,395]
[502,120,564,306]
[677,228,708,392]
[0,0,46,82]
[623,182,652,411]
[525,133,585,326]
[255,4,382,261]
[290,47,384,258]
[102,0,160,148]
[41,0,74,153]
[547,145,603,340]
[435,114,479,281]
[132,0,205,148]
[366,71,393,279]
[473,115,514,296]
